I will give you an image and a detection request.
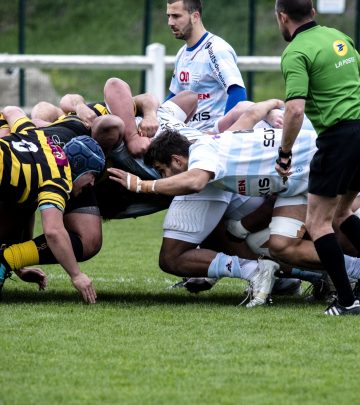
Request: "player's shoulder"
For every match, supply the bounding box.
[174,44,187,59]
[205,33,236,52]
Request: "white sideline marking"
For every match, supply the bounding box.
[46,273,176,286]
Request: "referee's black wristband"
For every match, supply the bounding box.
[278,146,292,159]
[276,147,292,170]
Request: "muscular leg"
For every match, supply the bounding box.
[335,190,360,254]
[160,238,216,277]
[64,211,102,260]
[170,91,198,123]
[268,203,322,269]
[158,195,275,288]
[91,115,125,156]
[104,77,150,156]
[306,193,355,307]
[217,101,254,132]
[31,101,63,125]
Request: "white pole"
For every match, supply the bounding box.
[145,43,165,102]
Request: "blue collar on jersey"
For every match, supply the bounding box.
[186,32,209,51]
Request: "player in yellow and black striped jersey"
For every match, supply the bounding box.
[13,113,92,149]
[0,112,106,303]
[0,127,72,213]
[0,113,10,138]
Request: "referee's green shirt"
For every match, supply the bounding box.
[281,22,360,135]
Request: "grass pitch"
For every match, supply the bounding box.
[1,211,360,405]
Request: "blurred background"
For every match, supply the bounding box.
[0,0,359,109]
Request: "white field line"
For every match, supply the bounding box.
[45,273,176,286]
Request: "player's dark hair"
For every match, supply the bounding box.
[275,0,313,22]
[167,0,202,16]
[144,129,191,166]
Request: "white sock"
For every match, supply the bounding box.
[207,252,258,280]
[344,254,360,279]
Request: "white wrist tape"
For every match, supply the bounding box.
[227,219,250,239]
[152,180,157,193]
[136,179,142,193]
[126,172,142,193]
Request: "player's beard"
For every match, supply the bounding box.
[281,25,292,42]
[173,18,193,41]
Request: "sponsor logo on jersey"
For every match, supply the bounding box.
[191,112,211,122]
[258,178,271,196]
[238,177,281,196]
[207,42,227,89]
[47,138,68,166]
[263,128,275,147]
[49,134,65,149]
[333,40,348,57]
[179,70,190,83]
[238,179,246,194]
[335,56,355,69]
[198,93,211,100]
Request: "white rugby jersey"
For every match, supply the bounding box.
[135,100,203,142]
[188,128,318,197]
[169,32,244,131]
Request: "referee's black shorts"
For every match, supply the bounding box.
[309,120,360,197]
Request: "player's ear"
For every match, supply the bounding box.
[172,154,186,168]
[279,11,288,24]
[190,10,200,24]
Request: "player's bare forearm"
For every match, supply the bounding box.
[133,93,160,137]
[281,99,305,152]
[40,208,97,303]
[125,134,151,156]
[107,167,212,196]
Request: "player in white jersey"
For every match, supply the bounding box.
[109,125,315,203]
[108,100,360,309]
[166,0,246,131]
[188,127,315,198]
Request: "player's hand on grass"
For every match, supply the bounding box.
[15,267,48,291]
[71,272,97,304]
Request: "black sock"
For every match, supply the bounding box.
[340,215,360,253]
[314,233,354,307]
[33,232,84,264]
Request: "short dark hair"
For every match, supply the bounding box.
[167,0,202,16]
[275,0,313,22]
[144,129,191,167]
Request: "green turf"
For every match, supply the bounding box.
[1,211,360,405]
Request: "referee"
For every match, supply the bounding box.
[275,0,360,315]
